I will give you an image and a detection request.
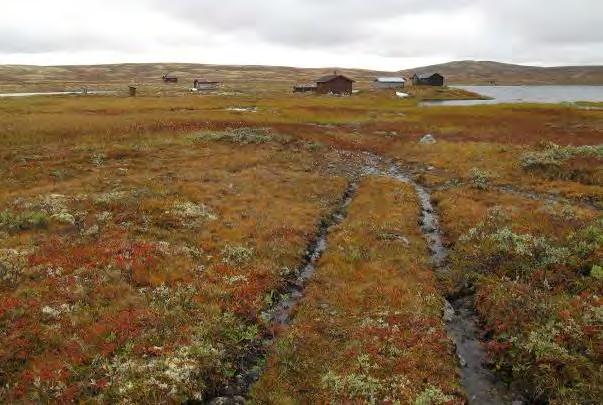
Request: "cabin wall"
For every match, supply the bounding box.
[429,75,444,86]
[293,86,317,93]
[317,77,353,94]
[412,75,444,86]
[374,82,405,89]
[195,82,219,90]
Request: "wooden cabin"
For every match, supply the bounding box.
[162,73,178,84]
[316,74,354,95]
[412,73,444,86]
[193,79,220,90]
[374,77,406,89]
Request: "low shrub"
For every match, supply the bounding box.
[0,248,30,287]
[520,142,603,185]
[221,245,254,265]
[171,201,217,221]
[455,208,601,286]
[469,168,490,190]
[195,127,276,144]
[0,210,49,233]
[452,208,603,403]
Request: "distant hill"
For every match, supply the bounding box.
[0,63,384,93]
[400,60,603,85]
[0,61,602,93]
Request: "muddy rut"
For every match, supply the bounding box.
[207,153,522,404]
[383,161,522,405]
[207,181,359,403]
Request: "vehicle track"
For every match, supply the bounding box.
[384,162,523,405]
[205,181,359,404]
[206,152,523,404]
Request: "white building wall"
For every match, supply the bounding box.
[374,81,405,89]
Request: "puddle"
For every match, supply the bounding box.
[397,169,449,268]
[226,107,258,113]
[446,297,521,404]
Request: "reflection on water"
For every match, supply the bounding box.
[422,85,603,106]
[0,91,117,98]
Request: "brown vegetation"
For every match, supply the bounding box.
[251,177,463,403]
[0,87,601,403]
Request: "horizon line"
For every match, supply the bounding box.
[2,59,603,72]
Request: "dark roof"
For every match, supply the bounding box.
[414,73,443,79]
[194,79,220,83]
[316,74,355,83]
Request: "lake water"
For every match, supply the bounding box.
[0,90,117,98]
[422,85,603,106]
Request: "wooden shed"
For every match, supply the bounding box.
[193,79,220,91]
[162,73,178,84]
[316,74,354,95]
[412,73,444,86]
[374,77,406,89]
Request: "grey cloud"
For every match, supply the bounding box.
[487,0,603,44]
[151,0,603,64]
[0,0,601,67]
[152,0,468,47]
[0,29,132,54]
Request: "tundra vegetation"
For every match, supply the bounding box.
[0,87,601,403]
[251,178,462,403]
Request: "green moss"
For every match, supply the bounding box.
[0,210,49,233]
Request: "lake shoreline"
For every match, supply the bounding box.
[421,84,603,106]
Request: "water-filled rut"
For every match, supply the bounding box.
[384,162,521,405]
[207,182,358,403]
[267,182,358,327]
[208,153,520,404]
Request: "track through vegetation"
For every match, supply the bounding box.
[207,182,359,402]
[384,159,522,404]
[237,153,524,403]
[1,92,600,404]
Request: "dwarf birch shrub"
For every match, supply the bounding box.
[221,245,254,265]
[0,249,30,286]
[520,142,603,184]
[456,208,601,285]
[457,210,567,283]
[0,210,49,233]
[196,127,275,144]
[469,168,490,190]
[521,143,603,170]
[321,354,414,403]
[453,208,602,403]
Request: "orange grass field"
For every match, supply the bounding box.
[251,177,462,403]
[0,88,601,403]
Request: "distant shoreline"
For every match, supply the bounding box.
[1,61,602,90]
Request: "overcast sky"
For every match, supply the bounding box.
[1,0,602,71]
